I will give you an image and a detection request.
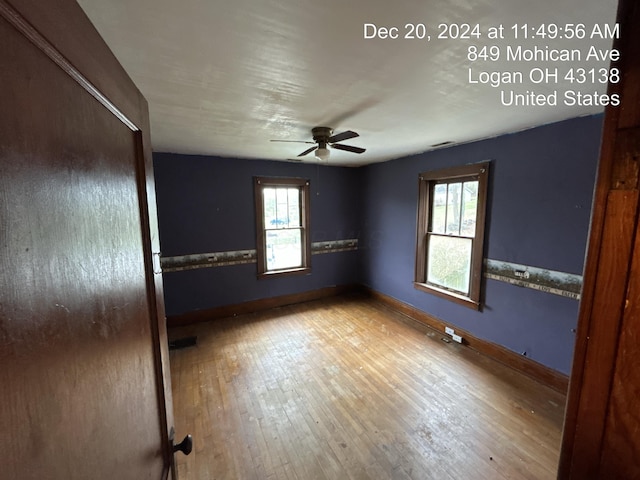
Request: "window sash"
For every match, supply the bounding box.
[429,179,479,237]
[265,227,304,271]
[263,187,302,229]
[426,233,473,295]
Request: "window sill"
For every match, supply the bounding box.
[413,282,480,310]
[258,267,311,279]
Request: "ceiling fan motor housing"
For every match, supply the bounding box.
[312,126,333,143]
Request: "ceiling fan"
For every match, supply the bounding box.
[271,126,366,161]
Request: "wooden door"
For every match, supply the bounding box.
[0,1,175,478]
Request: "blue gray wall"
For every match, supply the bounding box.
[153,154,362,316]
[359,114,603,374]
[154,114,603,374]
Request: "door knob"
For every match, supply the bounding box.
[173,434,193,456]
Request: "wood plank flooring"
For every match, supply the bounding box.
[169,295,566,480]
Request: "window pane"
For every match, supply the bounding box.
[274,188,290,228]
[266,229,302,270]
[446,182,462,235]
[431,184,447,233]
[263,188,276,227]
[287,188,301,227]
[427,234,472,294]
[460,181,478,237]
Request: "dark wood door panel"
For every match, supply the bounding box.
[559,0,640,478]
[599,197,640,479]
[0,8,166,479]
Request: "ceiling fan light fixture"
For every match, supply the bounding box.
[272,127,364,161]
[315,146,330,161]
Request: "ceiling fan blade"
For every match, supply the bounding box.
[328,130,359,143]
[298,145,318,157]
[331,143,366,154]
[324,98,380,127]
[270,139,316,144]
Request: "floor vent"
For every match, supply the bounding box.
[169,336,197,351]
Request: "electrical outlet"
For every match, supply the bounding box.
[445,327,455,336]
[451,334,463,344]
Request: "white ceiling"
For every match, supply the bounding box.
[77,0,618,166]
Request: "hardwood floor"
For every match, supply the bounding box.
[169,295,566,480]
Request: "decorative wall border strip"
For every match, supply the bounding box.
[484,259,583,300]
[161,239,358,272]
[161,249,256,272]
[311,239,358,255]
[162,249,582,301]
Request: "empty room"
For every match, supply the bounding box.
[2,0,639,479]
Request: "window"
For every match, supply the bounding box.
[414,162,489,309]
[254,177,311,277]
